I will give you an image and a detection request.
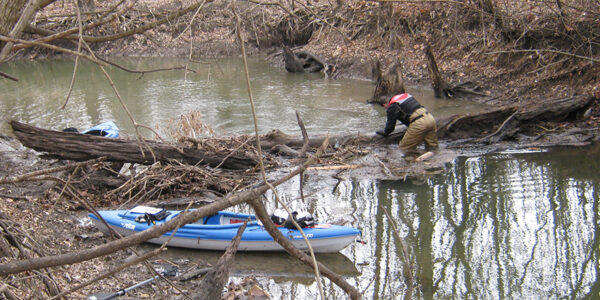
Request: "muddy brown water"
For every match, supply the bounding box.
[0,57,483,137]
[2,58,599,299]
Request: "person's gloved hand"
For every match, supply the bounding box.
[376,130,387,137]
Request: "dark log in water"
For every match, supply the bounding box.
[282,46,326,73]
[9,96,592,168]
[9,121,257,170]
[262,95,594,147]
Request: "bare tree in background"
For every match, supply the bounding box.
[0,0,28,38]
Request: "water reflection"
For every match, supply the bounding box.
[256,146,600,299]
[154,245,360,281]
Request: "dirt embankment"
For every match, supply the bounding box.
[29,1,599,108]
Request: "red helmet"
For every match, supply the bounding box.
[384,93,411,108]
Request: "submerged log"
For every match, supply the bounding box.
[9,121,257,170]
[282,46,326,73]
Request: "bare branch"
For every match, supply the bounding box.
[77,0,213,43]
[295,111,310,157]
[0,157,106,184]
[247,0,295,16]
[48,248,166,300]
[17,10,121,51]
[0,35,104,65]
[0,152,319,276]
[62,0,84,109]
[0,71,18,81]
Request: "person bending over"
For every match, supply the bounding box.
[376,93,438,153]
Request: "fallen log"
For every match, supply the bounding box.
[436,106,519,140]
[9,96,592,170]
[9,120,257,170]
[436,95,594,142]
[255,129,373,150]
[261,95,594,147]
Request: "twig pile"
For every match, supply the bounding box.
[106,161,255,205]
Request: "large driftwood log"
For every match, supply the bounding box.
[262,95,593,146]
[440,95,593,139]
[9,96,593,167]
[436,106,519,140]
[9,121,257,170]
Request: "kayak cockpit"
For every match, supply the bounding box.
[204,211,256,225]
[118,206,257,226]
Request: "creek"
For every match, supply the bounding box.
[1,58,598,299]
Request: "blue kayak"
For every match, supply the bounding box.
[89,206,360,253]
[81,121,119,138]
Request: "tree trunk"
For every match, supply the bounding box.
[424,45,453,98]
[193,222,246,300]
[0,0,28,48]
[368,60,405,105]
[0,0,27,34]
[0,0,55,60]
[9,121,258,170]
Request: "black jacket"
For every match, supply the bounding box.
[382,96,422,135]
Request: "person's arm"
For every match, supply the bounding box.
[376,106,398,136]
[383,106,398,135]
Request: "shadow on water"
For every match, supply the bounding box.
[153,245,360,284]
